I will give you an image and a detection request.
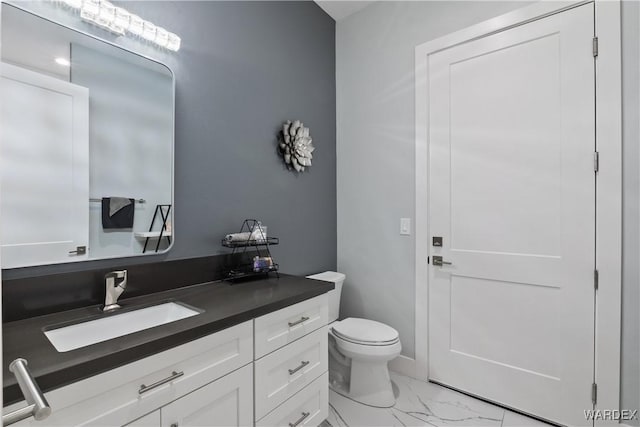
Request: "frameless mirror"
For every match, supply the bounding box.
[0,4,174,268]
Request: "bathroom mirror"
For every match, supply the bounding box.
[0,4,174,268]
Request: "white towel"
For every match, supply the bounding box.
[224,232,252,242]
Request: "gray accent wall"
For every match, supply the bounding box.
[3,1,336,279]
[336,0,639,415]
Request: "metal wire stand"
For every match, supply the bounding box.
[221,219,279,282]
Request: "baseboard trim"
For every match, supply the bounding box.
[389,355,418,378]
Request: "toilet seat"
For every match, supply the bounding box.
[331,318,399,346]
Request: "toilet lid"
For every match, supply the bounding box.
[332,318,399,346]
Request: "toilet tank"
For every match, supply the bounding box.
[306,271,345,323]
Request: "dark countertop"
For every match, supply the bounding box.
[3,274,333,406]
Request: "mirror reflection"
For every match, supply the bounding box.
[1,4,174,268]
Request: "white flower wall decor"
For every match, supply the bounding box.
[278,120,314,172]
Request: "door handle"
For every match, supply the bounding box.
[432,256,453,267]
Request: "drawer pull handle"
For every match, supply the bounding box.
[289,411,310,427]
[288,360,310,375]
[288,316,309,327]
[139,371,184,394]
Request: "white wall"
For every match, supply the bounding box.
[336,0,639,416]
[336,0,531,361]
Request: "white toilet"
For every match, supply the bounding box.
[307,271,401,408]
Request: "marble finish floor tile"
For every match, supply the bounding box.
[502,410,551,427]
[325,372,553,427]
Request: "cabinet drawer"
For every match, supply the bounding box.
[254,294,328,359]
[256,372,328,427]
[161,364,253,427]
[254,326,327,419]
[6,321,253,426]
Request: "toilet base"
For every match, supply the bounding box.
[347,360,396,407]
[329,355,396,408]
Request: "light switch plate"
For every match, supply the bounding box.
[400,218,411,235]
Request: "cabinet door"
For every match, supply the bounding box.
[124,411,160,427]
[161,364,252,427]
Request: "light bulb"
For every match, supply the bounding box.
[154,27,169,47]
[80,0,100,20]
[128,14,145,36]
[113,7,130,30]
[61,0,82,9]
[96,0,115,25]
[141,21,157,42]
[166,33,181,52]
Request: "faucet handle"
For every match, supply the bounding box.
[105,269,126,278]
[105,270,127,288]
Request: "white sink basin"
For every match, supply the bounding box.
[44,302,202,352]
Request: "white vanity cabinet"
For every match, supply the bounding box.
[123,365,253,427]
[5,321,254,427]
[160,364,253,427]
[253,294,329,426]
[4,294,329,427]
[123,411,160,427]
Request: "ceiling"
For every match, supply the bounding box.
[314,1,375,21]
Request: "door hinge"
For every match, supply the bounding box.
[593,37,599,58]
[594,151,599,173]
[592,382,598,405]
[594,269,599,291]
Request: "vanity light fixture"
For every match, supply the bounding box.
[55,0,181,51]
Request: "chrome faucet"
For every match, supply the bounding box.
[103,270,127,312]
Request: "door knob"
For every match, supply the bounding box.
[432,256,453,267]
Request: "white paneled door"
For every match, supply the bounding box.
[0,62,89,267]
[428,4,595,426]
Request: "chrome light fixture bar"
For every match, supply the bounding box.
[55,0,181,51]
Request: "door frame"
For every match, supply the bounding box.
[414,0,621,419]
